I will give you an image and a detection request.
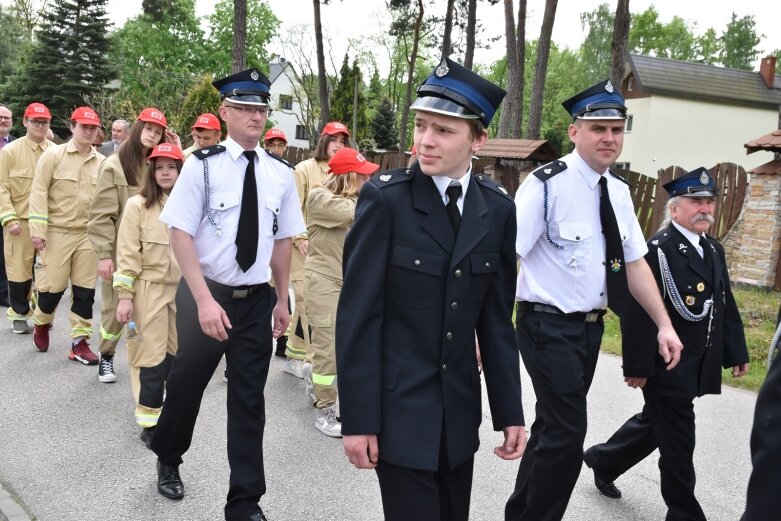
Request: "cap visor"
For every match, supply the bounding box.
[411,97,479,120]
[224,95,268,106]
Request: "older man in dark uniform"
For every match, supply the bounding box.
[336,57,526,521]
[583,167,749,520]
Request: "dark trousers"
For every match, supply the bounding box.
[586,391,705,520]
[375,429,474,521]
[505,311,603,521]
[0,232,8,305]
[151,279,275,521]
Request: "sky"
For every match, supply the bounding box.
[101,0,780,71]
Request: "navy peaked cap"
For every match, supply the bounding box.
[562,79,627,120]
[212,68,271,106]
[663,167,719,198]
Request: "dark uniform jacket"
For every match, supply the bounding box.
[622,223,748,398]
[335,163,524,472]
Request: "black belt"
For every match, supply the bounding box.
[205,278,269,299]
[517,301,606,323]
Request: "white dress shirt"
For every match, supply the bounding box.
[431,167,471,215]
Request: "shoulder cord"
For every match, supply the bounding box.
[202,158,222,237]
[658,248,713,322]
[543,180,563,249]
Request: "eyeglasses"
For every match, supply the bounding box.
[225,105,272,116]
[27,119,50,127]
[266,142,287,149]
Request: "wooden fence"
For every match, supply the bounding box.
[619,163,747,240]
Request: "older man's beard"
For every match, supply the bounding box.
[691,213,715,225]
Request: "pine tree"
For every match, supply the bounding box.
[2,0,114,136]
[176,75,224,141]
[350,60,368,141]
[330,53,354,130]
[370,98,398,150]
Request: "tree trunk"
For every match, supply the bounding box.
[498,0,526,139]
[398,0,424,156]
[610,0,630,86]
[463,0,477,69]
[442,0,455,58]
[231,0,247,73]
[526,0,557,140]
[314,0,330,130]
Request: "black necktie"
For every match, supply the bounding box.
[599,176,628,317]
[445,182,462,233]
[699,236,714,272]
[235,150,258,272]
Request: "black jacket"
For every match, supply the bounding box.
[336,163,524,471]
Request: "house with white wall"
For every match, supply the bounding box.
[269,57,311,149]
[619,55,781,177]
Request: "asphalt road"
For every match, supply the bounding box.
[0,289,758,520]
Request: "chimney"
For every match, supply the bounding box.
[760,56,777,89]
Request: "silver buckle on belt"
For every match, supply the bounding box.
[232,289,249,299]
[584,312,600,323]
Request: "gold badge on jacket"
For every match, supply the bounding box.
[696,282,704,292]
[685,295,696,306]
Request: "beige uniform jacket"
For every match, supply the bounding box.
[113,194,181,299]
[0,136,53,227]
[88,153,142,259]
[291,158,329,278]
[304,187,356,282]
[28,141,103,237]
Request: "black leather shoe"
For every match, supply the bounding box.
[247,511,268,521]
[140,427,155,449]
[583,448,622,499]
[274,336,287,358]
[156,460,184,500]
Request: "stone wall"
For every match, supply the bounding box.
[723,171,781,288]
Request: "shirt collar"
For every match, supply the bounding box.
[671,220,703,249]
[431,166,472,202]
[22,135,49,151]
[569,150,605,190]
[223,136,262,162]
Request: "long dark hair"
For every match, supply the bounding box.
[140,157,182,209]
[117,120,166,186]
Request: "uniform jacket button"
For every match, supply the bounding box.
[446,332,453,340]
[454,269,462,278]
[442,364,447,372]
[485,261,490,268]
[451,302,458,310]
[414,259,421,266]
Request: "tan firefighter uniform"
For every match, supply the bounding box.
[28,141,102,337]
[88,153,144,356]
[0,135,53,320]
[114,193,181,427]
[304,186,356,408]
[289,157,329,360]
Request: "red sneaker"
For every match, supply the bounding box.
[69,339,99,365]
[33,324,52,352]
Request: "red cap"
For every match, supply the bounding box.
[24,103,51,120]
[137,107,167,128]
[70,106,101,126]
[191,113,220,131]
[148,143,184,161]
[264,128,287,143]
[321,121,351,137]
[328,148,379,175]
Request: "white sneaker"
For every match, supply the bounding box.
[282,357,304,379]
[315,405,342,438]
[302,362,316,405]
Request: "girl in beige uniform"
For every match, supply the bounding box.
[304,147,378,437]
[89,107,179,384]
[113,143,182,446]
[286,121,350,379]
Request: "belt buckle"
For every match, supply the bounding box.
[232,289,249,299]
[584,312,600,323]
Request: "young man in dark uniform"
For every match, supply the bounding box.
[150,68,305,521]
[584,168,749,520]
[336,57,527,521]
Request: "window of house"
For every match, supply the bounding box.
[613,162,631,171]
[295,125,309,141]
[625,115,633,133]
[279,94,293,110]
[627,77,634,91]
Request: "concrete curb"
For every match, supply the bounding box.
[0,482,33,521]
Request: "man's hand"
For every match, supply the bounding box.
[657,325,683,370]
[31,237,46,251]
[197,296,232,341]
[8,223,21,236]
[97,258,114,281]
[344,434,379,469]
[732,363,750,378]
[271,299,290,338]
[297,239,309,257]
[624,376,647,389]
[494,426,526,460]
